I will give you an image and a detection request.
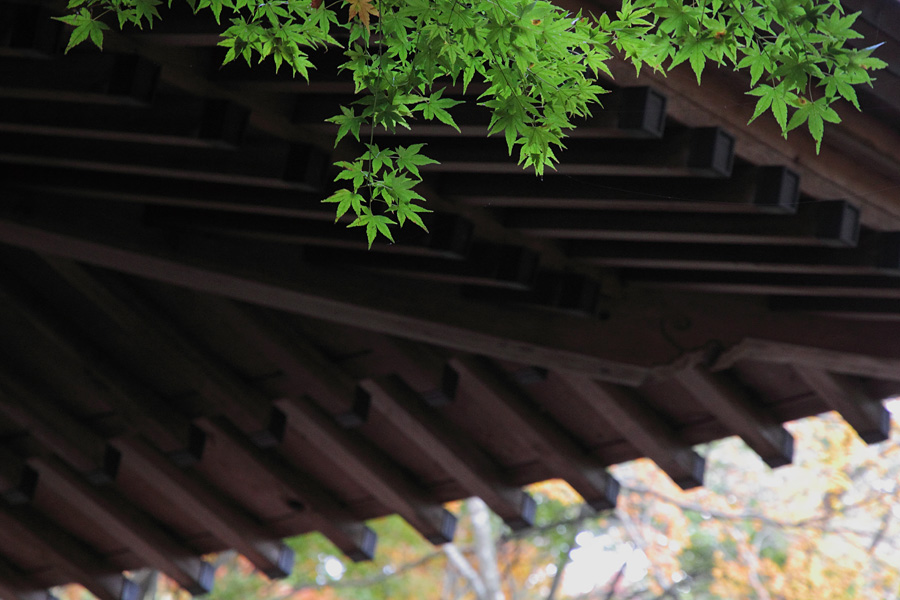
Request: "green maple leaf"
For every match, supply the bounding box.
[420,89,463,131]
[322,188,364,221]
[55,8,110,51]
[395,144,438,179]
[393,201,431,230]
[349,209,396,248]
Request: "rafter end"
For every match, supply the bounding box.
[761,429,794,469]
[167,425,207,468]
[671,453,705,490]
[344,526,378,563]
[183,561,216,596]
[2,466,38,505]
[260,545,295,579]
[584,476,619,512]
[423,509,457,545]
[250,409,288,449]
[504,493,538,531]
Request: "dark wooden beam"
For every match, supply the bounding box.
[0,504,138,600]
[0,54,158,105]
[144,206,474,259]
[0,3,62,57]
[0,215,654,383]
[556,373,705,489]
[274,396,458,544]
[628,270,900,297]
[27,456,215,595]
[110,436,295,578]
[568,229,900,274]
[505,199,859,246]
[714,338,900,383]
[769,296,900,315]
[3,165,331,219]
[0,555,54,600]
[197,417,378,561]
[792,367,890,444]
[361,375,537,529]
[0,130,326,191]
[461,270,604,316]
[448,356,619,511]
[191,298,370,426]
[442,164,798,214]
[0,95,248,148]
[303,242,539,290]
[43,258,281,448]
[122,0,223,46]
[673,365,794,468]
[0,367,116,485]
[0,277,202,465]
[0,446,36,506]
[405,127,733,177]
[8,205,900,388]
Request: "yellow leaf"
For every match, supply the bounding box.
[347,0,379,29]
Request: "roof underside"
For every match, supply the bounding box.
[2,0,900,598]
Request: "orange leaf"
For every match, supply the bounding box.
[347,0,378,29]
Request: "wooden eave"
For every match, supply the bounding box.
[1,0,900,596]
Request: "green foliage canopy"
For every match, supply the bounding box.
[58,0,886,245]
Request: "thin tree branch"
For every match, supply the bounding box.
[471,498,505,600]
[444,544,489,600]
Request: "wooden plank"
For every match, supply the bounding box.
[198,416,378,562]
[673,365,793,468]
[628,270,900,297]
[361,375,537,530]
[505,199,859,246]
[110,436,295,578]
[43,258,281,448]
[28,456,215,595]
[0,504,137,600]
[0,131,326,191]
[556,373,705,489]
[144,206,473,259]
[302,242,539,290]
[448,356,619,511]
[3,165,331,219]
[0,54,158,105]
[274,396,458,544]
[442,164,798,213]
[461,270,604,316]
[402,127,733,177]
[792,367,890,444]
[0,96,248,148]
[769,296,900,315]
[567,229,900,274]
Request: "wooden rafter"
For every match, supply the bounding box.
[109,436,295,578]
[673,365,794,468]
[361,375,537,529]
[556,373,705,489]
[448,356,620,511]
[274,396,458,544]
